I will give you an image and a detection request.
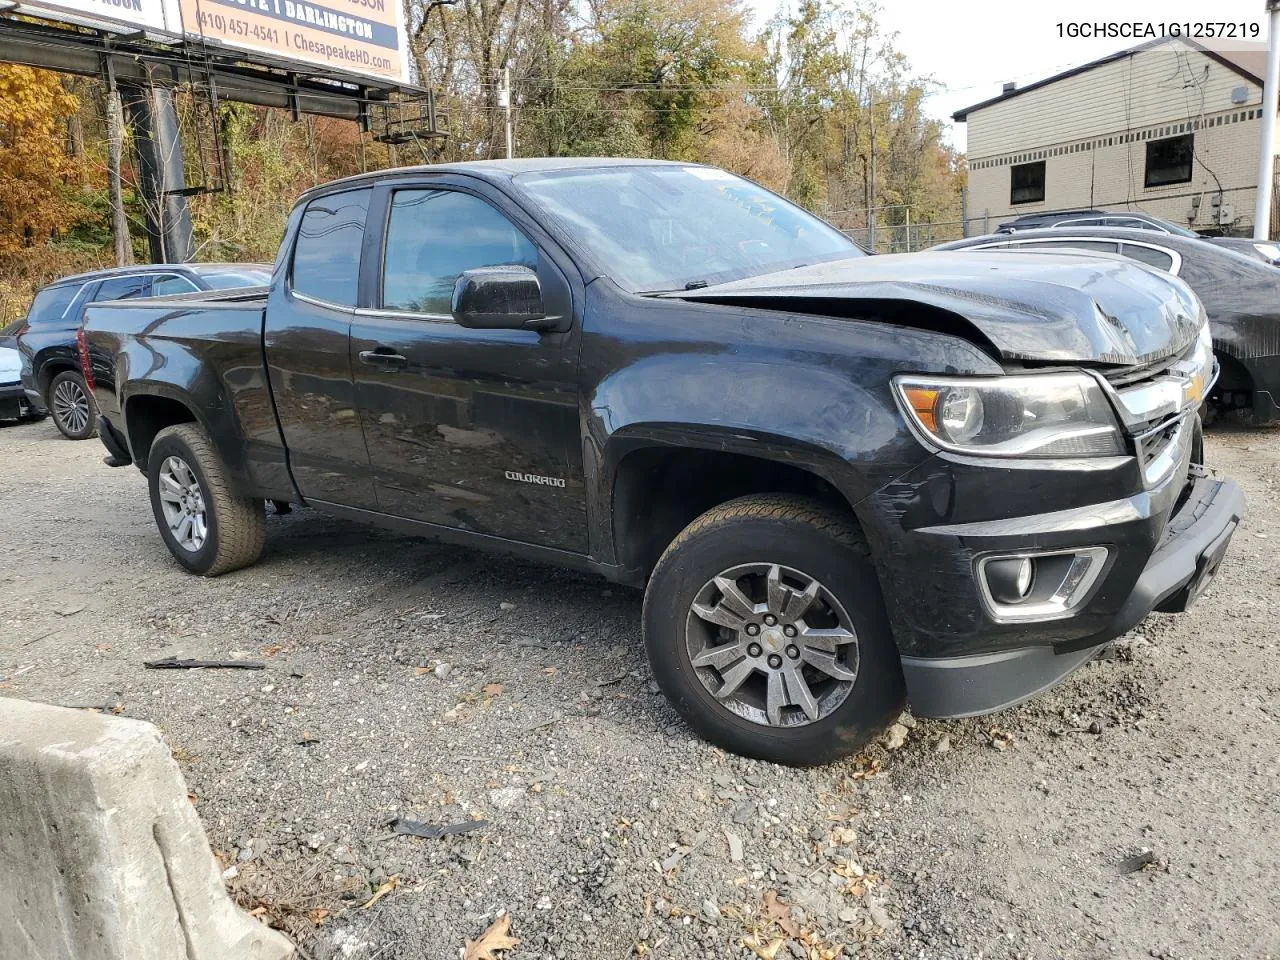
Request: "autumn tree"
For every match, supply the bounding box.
[0,66,83,254]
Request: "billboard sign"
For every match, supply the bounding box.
[17,0,181,33]
[178,0,409,83]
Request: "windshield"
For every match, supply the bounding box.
[199,269,272,289]
[513,165,861,292]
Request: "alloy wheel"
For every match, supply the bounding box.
[685,562,860,727]
[157,456,208,552]
[53,378,90,435]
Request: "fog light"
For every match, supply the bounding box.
[977,546,1110,623]
[985,556,1035,604]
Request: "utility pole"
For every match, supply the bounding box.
[868,107,877,253]
[102,57,132,266]
[499,64,513,159]
[1254,0,1280,239]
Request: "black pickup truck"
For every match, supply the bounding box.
[83,158,1245,765]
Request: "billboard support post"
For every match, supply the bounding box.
[123,80,195,264]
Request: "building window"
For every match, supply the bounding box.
[1010,160,1046,205]
[1144,133,1194,188]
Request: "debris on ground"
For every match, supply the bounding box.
[881,723,909,751]
[464,911,520,960]
[388,817,489,840]
[1119,849,1158,875]
[361,875,399,909]
[143,657,265,670]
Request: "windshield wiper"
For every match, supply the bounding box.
[684,280,709,290]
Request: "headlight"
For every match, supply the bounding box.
[894,373,1124,457]
[1254,243,1280,262]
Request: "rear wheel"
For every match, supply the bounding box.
[643,494,905,766]
[47,370,97,440]
[147,423,266,576]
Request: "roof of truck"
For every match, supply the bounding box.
[302,157,694,199]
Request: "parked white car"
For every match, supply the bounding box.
[0,335,42,422]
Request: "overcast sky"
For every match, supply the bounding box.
[744,0,1270,151]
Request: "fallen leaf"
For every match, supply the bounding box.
[414,666,432,675]
[259,644,285,657]
[249,906,267,918]
[464,912,520,960]
[743,935,785,960]
[308,907,330,924]
[360,875,399,909]
[482,683,504,697]
[763,890,799,938]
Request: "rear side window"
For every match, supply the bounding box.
[93,275,154,302]
[1016,240,1120,254]
[292,189,371,307]
[152,275,201,296]
[1119,244,1175,272]
[26,284,79,326]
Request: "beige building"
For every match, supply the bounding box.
[954,37,1275,237]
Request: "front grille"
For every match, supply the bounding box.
[1110,333,1208,487]
[1132,414,1184,482]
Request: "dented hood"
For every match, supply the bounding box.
[676,250,1204,366]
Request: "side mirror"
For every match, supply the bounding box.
[451,266,548,330]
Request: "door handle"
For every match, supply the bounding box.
[359,349,407,369]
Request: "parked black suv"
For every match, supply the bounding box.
[15,263,270,439]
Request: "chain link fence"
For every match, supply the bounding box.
[823,201,998,254]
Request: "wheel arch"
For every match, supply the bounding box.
[123,388,207,475]
[605,429,870,584]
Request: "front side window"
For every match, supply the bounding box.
[1145,134,1194,187]
[292,189,371,308]
[1010,161,1046,205]
[381,189,538,315]
[512,165,859,293]
[93,275,154,302]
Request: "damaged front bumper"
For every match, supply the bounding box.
[898,466,1244,718]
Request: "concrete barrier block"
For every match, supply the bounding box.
[0,697,294,960]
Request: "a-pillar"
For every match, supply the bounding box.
[121,81,195,263]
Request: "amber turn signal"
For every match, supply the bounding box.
[902,386,940,433]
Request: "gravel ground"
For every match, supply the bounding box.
[2,415,1278,960]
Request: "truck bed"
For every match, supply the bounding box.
[82,286,293,502]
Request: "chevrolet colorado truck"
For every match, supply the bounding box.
[82,158,1245,765]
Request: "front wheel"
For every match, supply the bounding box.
[47,370,97,440]
[147,423,266,576]
[643,495,905,766]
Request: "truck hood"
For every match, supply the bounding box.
[676,250,1204,366]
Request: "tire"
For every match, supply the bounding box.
[147,423,266,576]
[643,494,905,766]
[47,370,97,440]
